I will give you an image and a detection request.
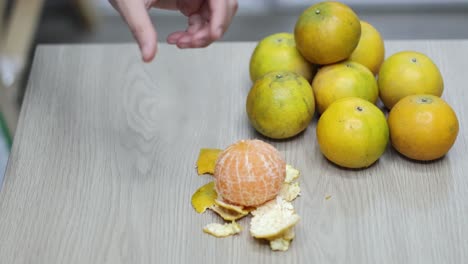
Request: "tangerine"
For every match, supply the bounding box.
[214,139,286,207]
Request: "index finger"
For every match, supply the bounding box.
[112,0,158,62]
[209,0,228,40]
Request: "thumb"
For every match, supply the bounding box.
[116,1,157,62]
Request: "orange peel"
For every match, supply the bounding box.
[209,204,249,221]
[250,197,300,239]
[285,164,300,183]
[279,181,301,202]
[214,199,250,215]
[196,148,222,175]
[269,227,295,251]
[203,221,242,238]
[191,181,218,213]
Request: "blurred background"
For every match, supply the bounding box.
[37,0,468,43]
[0,0,468,182]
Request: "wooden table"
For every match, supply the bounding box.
[0,40,467,263]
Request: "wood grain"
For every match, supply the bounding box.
[0,40,467,263]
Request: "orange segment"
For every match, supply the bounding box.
[196,148,222,175]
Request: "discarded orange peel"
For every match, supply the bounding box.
[203,221,242,238]
[214,199,250,214]
[285,164,300,183]
[279,181,301,202]
[279,165,301,202]
[209,205,249,221]
[196,148,222,175]
[268,227,295,251]
[192,144,302,251]
[249,197,300,239]
[191,181,218,213]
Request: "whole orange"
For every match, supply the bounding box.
[348,20,385,75]
[378,51,444,109]
[214,139,286,207]
[249,32,316,82]
[312,61,378,114]
[294,1,361,65]
[246,71,315,139]
[388,94,459,161]
[316,97,389,169]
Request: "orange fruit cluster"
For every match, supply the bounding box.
[245,1,459,167]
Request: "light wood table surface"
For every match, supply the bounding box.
[0,40,467,263]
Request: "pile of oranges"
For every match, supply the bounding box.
[246,1,459,169]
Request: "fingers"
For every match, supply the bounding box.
[187,14,205,34]
[166,0,238,49]
[206,0,238,40]
[166,14,204,47]
[208,0,228,40]
[111,0,157,62]
[226,0,239,30]
[167,31,185,44]
[190,25,212,48]
[192,0,237,47]
[175,16,212,49]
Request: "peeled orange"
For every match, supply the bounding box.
[214,139,286,207]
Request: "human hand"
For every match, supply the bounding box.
[109,0,238,62]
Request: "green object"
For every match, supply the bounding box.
[0,111,12,149]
